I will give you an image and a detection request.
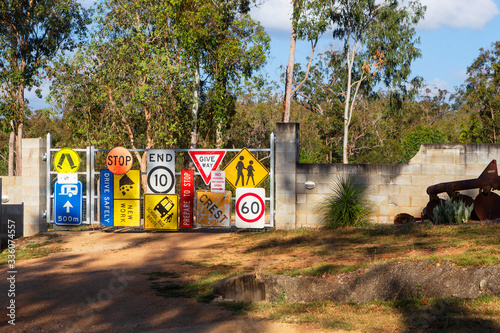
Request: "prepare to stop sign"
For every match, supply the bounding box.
[235,188,266,228]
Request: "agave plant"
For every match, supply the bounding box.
[317,176,372,229]
[432,198,473,224]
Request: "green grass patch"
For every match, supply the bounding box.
[442,248,500,266]
[0,233,65,265]
[217,301,255,315]
[237,223,500,269]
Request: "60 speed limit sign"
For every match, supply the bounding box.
[235,188,265,228]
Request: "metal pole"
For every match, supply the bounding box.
[46,133,52,223]
[90,146,96,224]
[86,146,91,224]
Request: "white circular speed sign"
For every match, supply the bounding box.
[235,188,266,228]
[147,166,175,193]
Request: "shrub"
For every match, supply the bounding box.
[401,125,448,162]
[432,198,473,224]
[318,176,372,229]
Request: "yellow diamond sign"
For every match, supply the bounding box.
[222,148,269,188]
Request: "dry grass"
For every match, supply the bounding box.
[157,222,500,332]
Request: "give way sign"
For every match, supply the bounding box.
[188,150,226,185]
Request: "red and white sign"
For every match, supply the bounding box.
[235,188,266,229]
[211,170,225,193]
[188,150,226,185]
[180,170,194,228]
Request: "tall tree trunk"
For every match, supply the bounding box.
[343,41,354,164]
[215,122,223,149]
[190,64,200,149]
[8,122,15,177]
[16,82,25,176]
[189,64,200,169]
[283,1,300,123]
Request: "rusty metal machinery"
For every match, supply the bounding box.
[425,160,500,221]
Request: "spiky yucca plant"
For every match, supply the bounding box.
[318,176,372,229]
[433,199,473,224]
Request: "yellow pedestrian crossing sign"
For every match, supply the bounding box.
[222,148,269,188]
[53,148,80,173]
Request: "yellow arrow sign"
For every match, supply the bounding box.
[53,148,80,173]
[222,148,269,188]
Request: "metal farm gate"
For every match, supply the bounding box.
[45,133,275,229]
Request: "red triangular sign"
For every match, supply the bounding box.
[188,150,226,185]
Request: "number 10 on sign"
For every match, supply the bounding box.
[235,188,265,229]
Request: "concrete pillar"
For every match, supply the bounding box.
[275,123,299,229]
[22,138,47,236]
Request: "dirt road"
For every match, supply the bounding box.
[1,230,329,333]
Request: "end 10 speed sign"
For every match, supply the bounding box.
[235,188,265,229]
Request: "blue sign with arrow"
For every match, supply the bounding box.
[54,181,83,226]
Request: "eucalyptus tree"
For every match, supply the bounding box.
[453,41,500,143]
[49,0,195,178]
[0,0,88,175]
[49,0,270,182]
[282,0,331,123]
[196,1,270,148]
[328,0,425,163]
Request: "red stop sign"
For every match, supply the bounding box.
[106,147,133,175]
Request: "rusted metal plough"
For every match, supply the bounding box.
[425,160,500,221]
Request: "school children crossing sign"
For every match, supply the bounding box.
[222,148,269,188]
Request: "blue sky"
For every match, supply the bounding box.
[250,0,500,93]
[27,0,500,109]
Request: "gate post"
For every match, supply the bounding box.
[22,138,47,236]
[275,123,299,230]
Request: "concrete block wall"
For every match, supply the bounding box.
[275,123,300,230]
[0,138,47,236]
[1,177,23,204]
[274,123,500,229]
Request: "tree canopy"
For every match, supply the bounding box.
[0,0,89,175]
[453,41,500,144]
[3,0,500,176]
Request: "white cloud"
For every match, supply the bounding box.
[78,0,95,9]
[253,0,500,32]
[251,0,292,32]
[453,69,468,82]
[426,77,450,91]
[418,0,499,30]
